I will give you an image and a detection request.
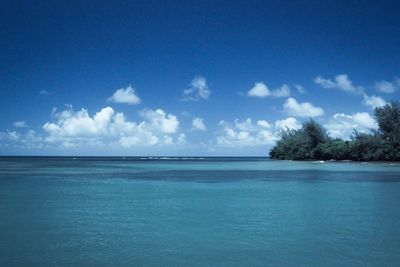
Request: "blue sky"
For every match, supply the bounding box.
[1,1,399,156]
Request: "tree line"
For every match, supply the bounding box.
[269,101,400,161]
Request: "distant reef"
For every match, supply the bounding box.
[269,102,400,161]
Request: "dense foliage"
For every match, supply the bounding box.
[269,102,400,161]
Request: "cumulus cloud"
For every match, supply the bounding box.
[362,94,387,109]
[192,117,207,131]
[314,74,363,95]
[108,85,141,105]
[42,106,181,148]
[247,82,290,98]
[324,112,378,140]
[182,76,210,101]
[139,108,179,134]
[283,97,324,117]
[216,118,276,147]
[247,82,270,97]
[43,107,114,138]
[275,117,302,131]
[374,80,397,94]
[13,121,28,128]
[271,84,291,97]
[257,120,271,129]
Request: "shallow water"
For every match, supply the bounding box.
[1,157,400,266]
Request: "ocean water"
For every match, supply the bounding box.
[1,157,400,266]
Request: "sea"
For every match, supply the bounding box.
[1,157,400,266]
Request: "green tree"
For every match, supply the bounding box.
[349,131,384,161]
[375,102,400,160]
[303,119,330,148]
[270,102,400,161]
[312,139,351,160]
[270,119,330,160]
[269,128,307,160]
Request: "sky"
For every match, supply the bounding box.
[1,0,400,156]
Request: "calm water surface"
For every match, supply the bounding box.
[1,157,400,266]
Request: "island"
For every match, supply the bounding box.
[269,101,400,161]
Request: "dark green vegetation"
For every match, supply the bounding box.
[270,102,400,161]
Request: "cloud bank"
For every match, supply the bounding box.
[216,118,276,147]
[42,106,182,148]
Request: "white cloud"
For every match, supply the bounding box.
[42,106,181,148]
[257,120,271,129]
[247,82,290,98]
[13,121,28,128]
[44,107,114,138]
[314,74,363,94]
[375,80,397,94]
[192,117,207,131]
[139,108,179,134]
[177,133,187,145]
[295,84,306,94]
[352,112,379,128]
[118,134,158,147]
[0,130,20,141]
[362,94,387,109]
[234,118,259,131]
[108,85,141,105]
[216,118,276,147]
[283,97,324,117]
[325,112,378,140]
[275,117,301,131]
[182,76,210,101]
[0,129,43,149]
[314,74,390,109]
[247,82,270,97]
[271,84,291,97]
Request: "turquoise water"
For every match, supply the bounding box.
[1,157,400,266]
